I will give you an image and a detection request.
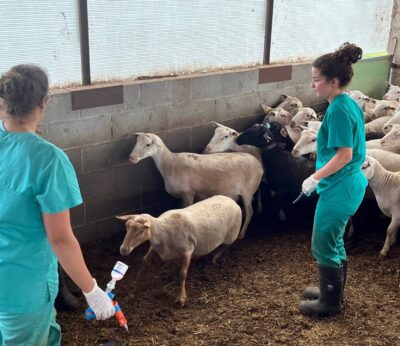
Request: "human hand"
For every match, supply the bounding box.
[302,175,320,196]
[83,279,115,320]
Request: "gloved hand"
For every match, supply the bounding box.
[83,279,115,320]
[302,174,320,196]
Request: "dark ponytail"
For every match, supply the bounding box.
[313,42,363,88]
[0,64,49,118]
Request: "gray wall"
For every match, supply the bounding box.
[41,60,383,243]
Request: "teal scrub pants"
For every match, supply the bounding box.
[0,301,61,346]
[312,174,366,267]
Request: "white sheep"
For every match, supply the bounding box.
[361,156,400,257]
[276,94,303,116]
[383,82,400,101]
[365,100,397,122]
[129,133,263,239]
[365,149,400,172]
[289,107,318,128]
[202,122,262,161]
[347,90,375,111]
[291,129,317,159]
[365,116,393,136]
[382,111,400,134]
[380,124,400,148]
[117,195,242,306]
[262,107,301,143]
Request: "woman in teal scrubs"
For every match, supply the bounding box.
[299,43,367,317]
[0,65,115,345]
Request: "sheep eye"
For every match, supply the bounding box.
[281,114,286,118]
[146,143,151,147]
[224,135,229,139]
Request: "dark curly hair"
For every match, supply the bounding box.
[0,64,49,118]
[313,42,363,88]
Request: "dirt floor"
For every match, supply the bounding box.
[58,217,400,346]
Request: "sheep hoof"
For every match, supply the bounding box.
[379,251,388,258]
[175,296,187,307]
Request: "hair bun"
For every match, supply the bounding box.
[334,42,362,64]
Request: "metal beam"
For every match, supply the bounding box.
[78,0,91,85]
[263,0,274,65]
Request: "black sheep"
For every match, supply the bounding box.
[236,122,317,224]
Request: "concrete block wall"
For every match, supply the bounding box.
[40,58,386,243]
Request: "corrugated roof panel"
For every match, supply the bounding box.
[0,0,81,87]
[270,0,394,63]
[87,0,266,82]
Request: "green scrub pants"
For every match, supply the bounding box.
[0,301,61,346]
[312,175,366,267]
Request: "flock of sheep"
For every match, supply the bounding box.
[116,83,400,305]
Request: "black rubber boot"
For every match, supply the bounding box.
[302,259,348,302]
[299,265,343,317]
[55,264,80,311]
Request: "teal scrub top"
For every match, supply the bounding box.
[0,121,82,313]
[316,93,368,195]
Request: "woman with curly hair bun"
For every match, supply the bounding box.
[299,43,367,317]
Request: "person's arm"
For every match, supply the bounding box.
[302,147,352,195]
[313,147,353,180]
[42,210,94,293]
[43,210,115,320]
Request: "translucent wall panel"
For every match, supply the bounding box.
[88,0,266,82]
[0,1,81,87]
[271,0,393,63]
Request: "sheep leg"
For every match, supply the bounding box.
[175,250,193,307]
[181,193,195,208]
[379,217,400,257]
[143,246,156,263]
[237,195,253,239]
[212,244,230,263]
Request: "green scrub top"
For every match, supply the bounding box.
[0,121,82,313]
[316,93,368,196]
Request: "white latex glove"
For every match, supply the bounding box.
[302,174,320,196]
[83,279,115,320]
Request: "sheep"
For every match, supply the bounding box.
[347,90,375,111]
[364,100,397,122]
[380,124,400,147]
[202,122,265,214]
[366,149,400,172]
[289,107,318,128]
[262,108,301,143]
[236,123,317,224]
[383,82,400,101]
[291,129,317,159]
[303,121,322,132]
[383,111,400,134]
[129,133,263,239]
[117,195,242,306]
[361,156,400,257]
[202,122,262,161]
[276,94,303,116]
[365,116,392,136]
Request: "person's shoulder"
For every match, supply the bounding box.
[30,135,69,163]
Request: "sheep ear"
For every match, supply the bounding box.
[384,81,392,87]
[280,128,288,137]
[281,94,288,100]
[116,215,136,221]
[134,132,144,136]
[231,131,238,137]
[299,124,308,131]
[144,220,151,229]
[212,121,225,128]
[262,104,272,114]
